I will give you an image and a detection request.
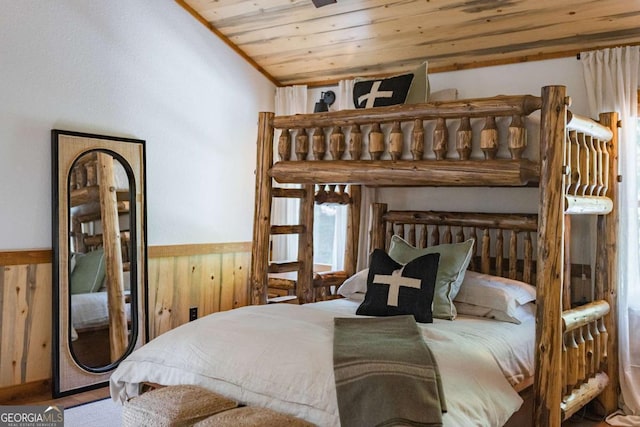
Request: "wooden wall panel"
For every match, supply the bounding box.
[0,263,51,388]
[220,253,236,312]
[24,264,52,383]
[0,243,251,399]
[145,244,251,339]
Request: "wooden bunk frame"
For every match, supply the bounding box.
[249,85,619,427]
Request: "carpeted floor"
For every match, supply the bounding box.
[60,395,615,427]
[65,397,123,427]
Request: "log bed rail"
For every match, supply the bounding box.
[370,208,539,284]
[561,301,611,420]
[250,85,620,427]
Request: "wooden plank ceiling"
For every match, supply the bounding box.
[180,0,640,86]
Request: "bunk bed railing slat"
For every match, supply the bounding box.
[411,119,424,160]
[593,112,620,413]
[480,116,498,159]
[508,114,527,159]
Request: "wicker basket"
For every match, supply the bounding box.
[122,385,238,427]
[193,406,316,427]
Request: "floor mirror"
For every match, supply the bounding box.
[52,130,147,397]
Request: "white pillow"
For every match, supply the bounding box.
[347,292,366,303]
[454,271,536,319]
[429,88,458,101]
[337,268,368,299]
[455,301,535,324]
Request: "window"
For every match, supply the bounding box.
[313,203,347,271]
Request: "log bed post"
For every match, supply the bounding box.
[344,185,362,277]
[535,85,568,427]
[595,112,619,413]
[97,152,128,362]
[250,112,274,305]
[370,203,388,252]
[297,184,315,304]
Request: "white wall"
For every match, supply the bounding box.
[0,0,275,250]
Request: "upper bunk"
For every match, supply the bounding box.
[258,85,616,215]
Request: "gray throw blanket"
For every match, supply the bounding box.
[333,316,446,427]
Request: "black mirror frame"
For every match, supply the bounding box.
[51,129,148,397]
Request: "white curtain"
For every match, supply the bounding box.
[581,46,640,424]
[356,186,377,271]
[271,85,307,263]
[338,79,355,110]
[330,205,346,271]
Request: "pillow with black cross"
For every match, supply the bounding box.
[356,248,439,323]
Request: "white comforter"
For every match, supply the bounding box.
[70,291,131,340]
[110,300,528,427]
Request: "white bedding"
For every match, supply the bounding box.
[308,299,535,387]
[110,299,532,426]
[71,291,131,340]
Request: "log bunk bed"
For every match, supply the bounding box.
[249,85,620,426]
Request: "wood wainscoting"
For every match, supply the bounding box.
[0,250,52,398]
[147,242,251,338]
[0,242,251,402]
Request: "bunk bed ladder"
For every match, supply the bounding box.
[267,185,315,303]
[251,112,315,305]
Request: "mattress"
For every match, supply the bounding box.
[110,299,533,427]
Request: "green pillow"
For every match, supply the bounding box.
[70,248,106,294]
[388,236,474,320]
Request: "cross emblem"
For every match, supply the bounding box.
[357,81,394,108]
[373,268,421,306]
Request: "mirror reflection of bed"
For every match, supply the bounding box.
[68,151,133,368]
[69,277,132,368]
